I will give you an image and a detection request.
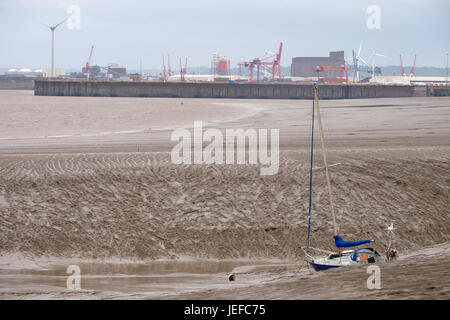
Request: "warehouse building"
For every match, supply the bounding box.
[291,51,345,77]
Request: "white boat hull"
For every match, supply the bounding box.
[306,247,387,272]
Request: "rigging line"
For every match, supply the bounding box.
[314,84,338,236]
[312,163,341,171]
[306,88,315,249]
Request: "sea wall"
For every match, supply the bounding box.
[430,86,450,96]
[0,77,35,90]
[34,79,431,99]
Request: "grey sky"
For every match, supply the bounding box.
[0,0,449,70]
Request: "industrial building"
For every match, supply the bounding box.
[6,68,45,77]
[211,53,230,76]
[107,64,127,79]
[291,51,345,78]
[82,65,101,78]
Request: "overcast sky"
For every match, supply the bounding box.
[0,0,449,70]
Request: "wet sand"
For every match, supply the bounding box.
[0,259,291,299]
[0,90,449,299]
[0,92,449,154]
[166,242,450,300]
[0,90,257,140]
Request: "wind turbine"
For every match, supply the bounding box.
[370,48,389,79]
[346,42,369,82]
[350,41,370,82]
[40,18,67,78]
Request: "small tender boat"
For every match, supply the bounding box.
[302,85,398,271]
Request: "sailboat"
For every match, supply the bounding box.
[302,84,398,271]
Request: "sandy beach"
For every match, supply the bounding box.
[0,90,449,299]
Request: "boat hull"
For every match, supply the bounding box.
[306,247,387,272]
[309,262,342,272]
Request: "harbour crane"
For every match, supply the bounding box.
[180,57,187,81]
[242,42,283,82]
[399,54,417,77]
[168,55,173,77]
[312,60,356,83]
[84,45,94,79]
[400,54,406,77]
[410,55,417,77]
[162,55,167,82]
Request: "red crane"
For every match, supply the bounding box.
[400,54,417,77]
[272,42,283,79]
[410,55,417,77]
[400,54,406,77]
[84,45,94,79]
[311,60,356,83]
[243,42,283,82]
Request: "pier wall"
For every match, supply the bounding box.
[0,77,35,90]
[34,80,438,99]
[430,86,450,96]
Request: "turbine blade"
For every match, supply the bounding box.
[359,57,369,66]
[357,41,363,57]
[54,17,68,29]
[35,18,50,29]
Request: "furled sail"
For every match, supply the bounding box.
[334,235,372,248]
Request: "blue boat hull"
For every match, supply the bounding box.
[309,262,342,272]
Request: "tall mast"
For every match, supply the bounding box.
[306,86,315,249]
[51,28,54,78]
[313,84,338,236]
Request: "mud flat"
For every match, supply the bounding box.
[0,90,257,140]
[0,91,449,299]
[0,149,448,259]
[165,242,450,300]
[1,93,449,154]
[0,148,448,299]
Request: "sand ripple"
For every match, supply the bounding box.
[0,149,448,260]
